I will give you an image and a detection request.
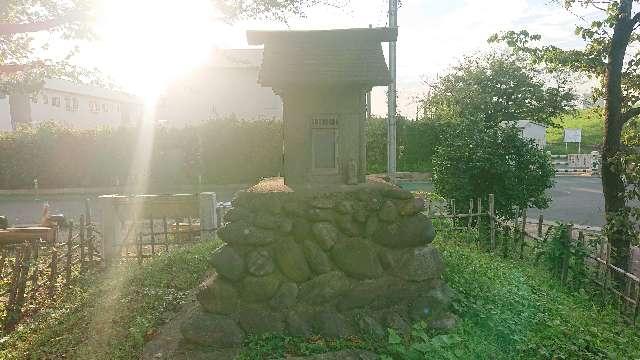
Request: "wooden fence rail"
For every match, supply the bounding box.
[0,219,101,333]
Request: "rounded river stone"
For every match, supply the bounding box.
[378,200,399,222]
[197,276,238,315]
[242,274,281,302]
[181,311,245,348]
[330,239,383,279]
[392,245,444,282]
[373,214,435,248]
[209,246,245,281]
[311,222,338,250]
[269,282,299,309]
[246,249,275,277]
[274,238,312,282]
[237,308,285,335]
[298,271,351,305]
[302,239,332,274]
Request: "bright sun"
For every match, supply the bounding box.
[93,0,221,104]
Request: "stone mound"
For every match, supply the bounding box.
[179,182,456,356]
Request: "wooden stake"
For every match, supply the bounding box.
[79,215,86,273]
[163,217,169,251]
[29,238,39,302]
[467,198,474,229]
[65,222,73,287]
[489,194,495,250]
[520,208,527,259]
[49,230,58,298]
[537,214,544,238]
[150,216,156,256]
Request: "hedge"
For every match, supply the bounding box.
[0,118,442,190]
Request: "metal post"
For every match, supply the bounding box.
[387,0,398,183]
[199,192,217,241]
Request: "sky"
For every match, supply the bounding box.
[78,0,600,117]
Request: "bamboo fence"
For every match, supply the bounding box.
[424,194,640,326]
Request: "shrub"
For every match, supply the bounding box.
[432,119,555,219]
[0,119,283,189]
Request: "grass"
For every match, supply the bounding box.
[546,108,604,154]
[1,228,639,359]
[0,239,220,360]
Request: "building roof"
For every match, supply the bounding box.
[515,120,548,128]
[246,27,397,87]
[44,79,142,104]
[210,49,263,68]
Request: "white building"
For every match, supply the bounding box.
[502,120,547,149]
[0,79,144,131]
[155,49,283,126]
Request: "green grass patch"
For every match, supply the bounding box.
[0,240,220,360]
[2,229,638,360]
[546,108,604,154]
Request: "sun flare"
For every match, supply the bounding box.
[94,0,220,104]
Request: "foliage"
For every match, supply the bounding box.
[0,239,219,360]
[367,116,445,174]
[432,119,555,219]
[0,119,283,189]
[547,108,605,146]
[431,233,640,359]
[490,0,640,276]
[419,52,576,127]
[533,224,594,288]
[213,0,344,22]
[619,120,640,246]
[3,229,640,359]
[0,0,95,96]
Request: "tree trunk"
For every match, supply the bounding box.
[603,0,634,281]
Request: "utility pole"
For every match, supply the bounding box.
[387,0,398,183]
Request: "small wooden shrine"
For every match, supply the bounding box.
[247,27,397,186]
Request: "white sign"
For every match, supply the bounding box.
[564,128,582,143]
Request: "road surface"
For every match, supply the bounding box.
[0,176,610,227]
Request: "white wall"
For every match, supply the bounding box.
[157,66,283,127]
[30,90,143,129]
[0,98,11,131]
[522,124,547,149]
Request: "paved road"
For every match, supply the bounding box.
[0,176,610,227]
[535,176,605,227]
[0,188,242,225]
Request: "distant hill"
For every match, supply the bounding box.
[546,108,604,154]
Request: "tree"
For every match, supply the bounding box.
[213,0,343,22]
[0,0,94,96]
[432,120,555,220]
[1,0,338,95]
[420,52,576,127]
[491,0,640,277]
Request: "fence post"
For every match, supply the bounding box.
[467,198,474,229]
[84,198,94,270]
[4,247,24,331]
[99,195,120,264]
[520,208,527,259]
[163,217,169,252]
[65,222,73,287]
[558,224,572,285]
[150,216,156,256]
[49,227,58,298]
[29,238,39,302]
[489,194,495,251]
[199,192,217,241]
[537,214,544,238]
[79,215,86,273]
[476,197,482,229]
